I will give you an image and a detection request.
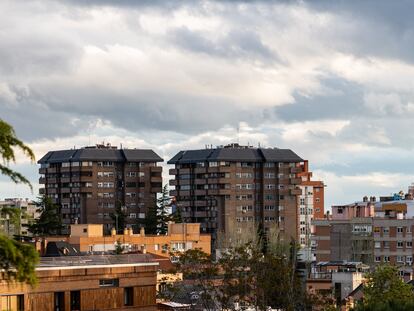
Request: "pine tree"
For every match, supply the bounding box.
[110,201,126,234]
[0,119,39,285]
[28,196,62,236]
[144,205,158,235]
[157,184,171,234]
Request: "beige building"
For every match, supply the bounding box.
[41,223,211,257]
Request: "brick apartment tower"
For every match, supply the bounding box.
[168,143,310,249]
[38,144,163,234]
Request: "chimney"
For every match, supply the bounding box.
[140,227,145,237]
[363,196,368,202]
[111,228,116,236]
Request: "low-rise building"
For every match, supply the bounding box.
[39,223,211,257]
[0,254,158,311]
[306,261,369,305]
[312,192,414,279]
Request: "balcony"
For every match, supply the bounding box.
[194,179,207,185]
[39,177,46,184]
[290,188,302,195]
[290,178,302,185]
[169,180,177,186]
[150,186,162,193]
[150,166,162,173]
[170,190,178,196]
[39,168,46,174]
[195,190,207,196]
[150,176,162,183]
[194,167,206,174]
[39,188,45,195]
[290,167,303,174]
[178,168,190,174]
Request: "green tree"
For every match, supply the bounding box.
[354,265,414,310]
[0,119,35,189]
[114,240,124,255]
[144,184,171,235]
[110,201,126,234]
[144,205,159,235]
[28,196,62,236]
[157,184,171,234]
[0,119,39,285]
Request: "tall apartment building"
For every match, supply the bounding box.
[168,143,314,249]
[38,144,163,234]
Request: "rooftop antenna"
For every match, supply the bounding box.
[237,124,240,144]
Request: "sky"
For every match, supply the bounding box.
[1,0,414,208]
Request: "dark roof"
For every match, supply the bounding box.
[168,146,303,164]
[44,241,81,257]
[38,148,163,164]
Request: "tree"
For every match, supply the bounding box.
[157,184,171,234]
[144,184,171,235]
[28,196,62,236]
[0,119,39,285]
[110,201,126,234]
[354,265,414,310]
[114,240,124,255]
[0,119,35,189]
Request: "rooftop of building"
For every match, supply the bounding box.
[168,143,303,164]
[37,254,158,270]
[38,143,163,164]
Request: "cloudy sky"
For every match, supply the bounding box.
[1,0,414,207]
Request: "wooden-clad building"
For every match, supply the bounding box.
[0,254,158,311]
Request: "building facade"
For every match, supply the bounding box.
[0,254,157,311]
[0,198,39,237]
[168,143,314,248]
[297,161,325,261]
[38,144,163,234]
[41,223,211,257]
[312,195,414,279]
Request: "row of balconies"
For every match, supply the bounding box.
[169,166,303,176]
[170,188,301,197]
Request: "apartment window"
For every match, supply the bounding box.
[54,292,65,311]
[264,205,275,211]
[278,195,284,200]
[266,184,276,190]
[124,287,134,306]
[209,162,218,167]
[71,162,80,167]
[264,162,275,168]
[337,208,343,214]
[375,256,381,262]
[129,213,137,219]
[407,256,413,264]
[384,256,390,263]
[97,161,113,167]
[383,241,390,248]
[264,173,275,179]
[138,172,145,177]
[374,242,381,249]
[383,227,389,234]
[397,227,404,234]
[397,256,405,263]
[397,241,404,248]
[62,162,70,167]
[407,241,413,248]
[70,291,81,311]
[315,198,320,203]
[408,226,412,233]
[300,198,305,205]
[82,161,92,167]
[154,244,160,251]
[99,279,119,287]
[126,172,137,177]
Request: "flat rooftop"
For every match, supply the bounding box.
[38,254,159,270]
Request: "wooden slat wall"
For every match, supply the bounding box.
[28,292,54,310]
[81,288,124,310]
[134,286,156,307]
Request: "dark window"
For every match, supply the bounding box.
[70,291,80,311]
[99,279,119,287]
[54,292,65,311]
[124,287,134,306]
[83,228,87,233]
[126,182,137,188]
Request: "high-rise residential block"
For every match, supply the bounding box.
[38,144,163,234]
[168,143,320,249]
